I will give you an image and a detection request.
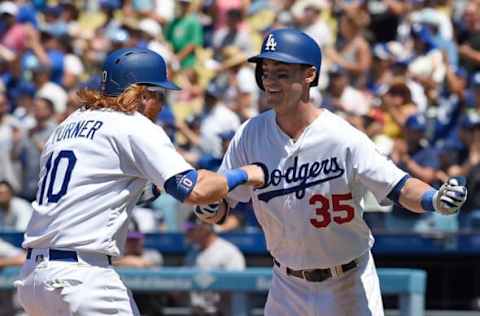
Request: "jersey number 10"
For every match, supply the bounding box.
[38,150,77,205]
[310,193,355,228]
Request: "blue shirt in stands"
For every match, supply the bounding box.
[392,145,440,218]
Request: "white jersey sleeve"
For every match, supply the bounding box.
[351,132,407,205]
[120,119,193,188]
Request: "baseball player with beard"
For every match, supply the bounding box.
[14,48,265,316]
[194,29,468,316]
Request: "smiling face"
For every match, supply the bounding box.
[261,60,315,114]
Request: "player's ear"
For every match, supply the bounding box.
[304,66,317,85]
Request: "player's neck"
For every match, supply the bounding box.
[275,102,322,140]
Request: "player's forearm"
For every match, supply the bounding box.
[185,165,265,204]
[185,170,229,204]
[398,178,433,213]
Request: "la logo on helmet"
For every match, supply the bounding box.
[265,34,277,51]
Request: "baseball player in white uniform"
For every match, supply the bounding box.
[14,48,265,316]
[194,29,468,316]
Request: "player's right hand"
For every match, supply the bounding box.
[241,163,268,188]
[434,177,467,215]
[193,200,228,224]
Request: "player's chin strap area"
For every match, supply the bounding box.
[272,256,360,282]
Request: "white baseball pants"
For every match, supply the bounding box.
[14,248,140,316]
[265,251,384,316]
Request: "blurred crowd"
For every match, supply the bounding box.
[0,0,480,238]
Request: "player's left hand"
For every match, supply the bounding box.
[194,200,229,224]
[434,177,467,215]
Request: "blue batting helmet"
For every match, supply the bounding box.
[248,28,322,90]
[101,47,180,97]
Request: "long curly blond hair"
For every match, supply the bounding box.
[76,84,147,113]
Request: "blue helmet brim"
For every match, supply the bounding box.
[139,80,181,91]
[248,52,315,67]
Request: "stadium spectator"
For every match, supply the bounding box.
[0,93,23,193]
[0,180,33,231]
[113,220,163,268]
[458,0,480,74]
[30,64,67,117]
[114,219,164,316]
[12,97,57,201]
[322,66,370,116]
[184,215,245,315]
[212,9,253,57]
[386,114,442,232]
[164,0,203,71]
[219,46,258,121]
[326,10,372,83]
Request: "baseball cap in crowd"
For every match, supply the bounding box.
[205,80,226,99]
[108,28,129,44]
[218,130,235,141]
[0,2,18,16]
[138,18,162,39]
[328,64,348,77]
[460,111,480,129]
[100,0,121,10]
[472,72,480,89]
[405,113,426,132]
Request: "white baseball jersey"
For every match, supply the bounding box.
[22,108,192,256]
[219,109,406,269]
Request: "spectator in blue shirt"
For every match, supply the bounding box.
[386,113,442,231]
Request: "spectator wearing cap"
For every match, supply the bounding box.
[197,130,235,172]
[177,79,240,161]
[386,113,442,232]
[443,111,480,179]
[184,214,245,316]
[219,46,257,121]
[0,180,33,231]
[11,83,36,130]
[113,219,163,268]
[57,34,84,89]
[294,0,333,51]
[164,0,203,71]
[368,41,406,95]
[40,5,68,38]
[31,63,68,116]
[323,66,370,116]
[12,97,57,201]
[198,80,240,158]
[440,111,480,230]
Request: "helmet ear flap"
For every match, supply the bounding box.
[254,62,265,91]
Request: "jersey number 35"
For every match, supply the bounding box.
[310,193,355,229]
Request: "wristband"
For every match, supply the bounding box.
[420,189,437,212]
[224,169,248,192]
